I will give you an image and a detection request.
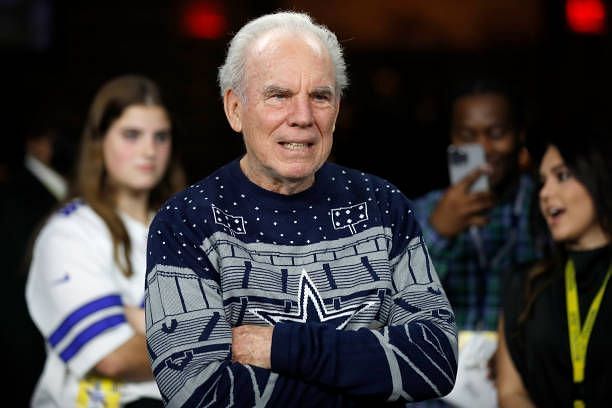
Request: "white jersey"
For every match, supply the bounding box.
[26,200,161,407]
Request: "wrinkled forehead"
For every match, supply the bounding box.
[248,28,328,63]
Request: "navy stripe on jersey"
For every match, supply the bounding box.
[48,294,123,347]
[60,314,126,362]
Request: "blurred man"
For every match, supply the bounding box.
[0,107,77,406]
[412,78,542,407]
[144,11,458,407]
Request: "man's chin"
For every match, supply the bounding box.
[278,163,317,179]
[491,168,522,199]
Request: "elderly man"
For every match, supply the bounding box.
[145,11,457,407]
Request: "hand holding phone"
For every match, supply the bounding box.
[429,143,494,237]
[447,143,489,192]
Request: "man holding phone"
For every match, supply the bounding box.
[412,78,542,407]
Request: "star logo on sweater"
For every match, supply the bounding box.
[249,269,375,329]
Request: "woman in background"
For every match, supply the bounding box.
[496,126,612,407]
[26,74,185,407]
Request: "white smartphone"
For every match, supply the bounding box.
[447,143,489,192]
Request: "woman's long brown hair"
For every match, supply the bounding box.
[71,75,185,277]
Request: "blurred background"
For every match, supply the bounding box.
[3,0,612,198]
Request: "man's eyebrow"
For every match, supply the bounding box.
[262,85,291,97]
[311,86,335,95]
[261,85,336,98]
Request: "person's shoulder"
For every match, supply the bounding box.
[519,172,537,195]
[502,259,539,301]
[55,199,99,220]
[33,199,111,254]
[2,165,54,202]
[167,160,237,203]
[506,260,531,282]
[501,260,539,326]
[152,161,239,226]
[413,187,445,204]
[519,172,536,183]
[323,162,402,192]
[157,171,221,210]
[43,199,103,235]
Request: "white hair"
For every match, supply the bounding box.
[217,11,348,100]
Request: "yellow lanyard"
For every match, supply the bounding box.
[565,259,612,408]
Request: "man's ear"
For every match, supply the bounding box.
[223,89,242,133]
[517,130,531,171]
[331,98,341,133]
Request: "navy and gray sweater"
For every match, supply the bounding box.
[145,159,458,407]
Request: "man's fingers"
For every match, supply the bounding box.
[468,215,489,227]
[459,167,487,189]
[471,191,493,201]
[466,195,494,213]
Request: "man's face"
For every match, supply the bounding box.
[450,93,520,188]
[224,30,339,195]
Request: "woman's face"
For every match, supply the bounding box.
[539,145,609,250]
[102,104,171,196]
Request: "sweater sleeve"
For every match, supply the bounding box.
[270,232,458,403]
[411,191,458,281]
[145,212,369,407]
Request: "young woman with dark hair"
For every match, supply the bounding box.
[496,126,612,407]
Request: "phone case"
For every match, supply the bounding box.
[447,143,489,192]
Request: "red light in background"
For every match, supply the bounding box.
[181,1,227,39]
[566,0,607,34]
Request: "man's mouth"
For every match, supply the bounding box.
[281,142,310,150]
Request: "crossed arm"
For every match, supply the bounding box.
[145,211,457,406]
[145,266,457,407]
[231,325,272,368]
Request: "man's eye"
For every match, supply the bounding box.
[488,127,508,139]
[455,130,475,141]
[313,93,331,101]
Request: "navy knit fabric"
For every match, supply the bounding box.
[145,159,457,407]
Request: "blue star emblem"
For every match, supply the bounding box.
[248,269,375,329]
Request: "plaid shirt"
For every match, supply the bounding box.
[412,174,541,330]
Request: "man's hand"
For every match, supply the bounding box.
[430,167,494,238]
[232,325,273,369]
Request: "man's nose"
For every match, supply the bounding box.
[476,134,493,156]
[288,95,314,128]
